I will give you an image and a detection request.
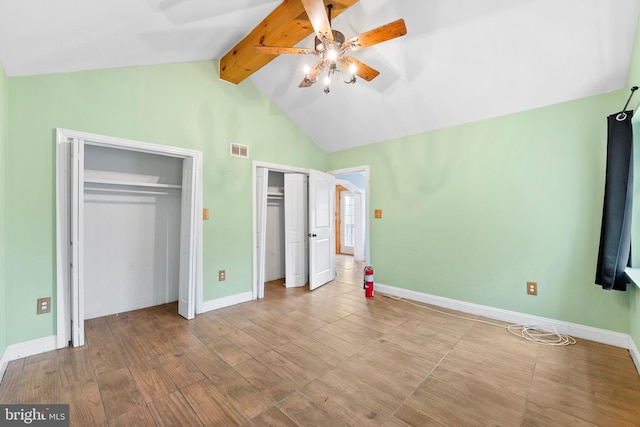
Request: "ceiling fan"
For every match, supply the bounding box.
[253,0,407,92]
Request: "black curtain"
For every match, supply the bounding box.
[595,110,634,291]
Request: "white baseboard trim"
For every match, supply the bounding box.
[0,335,57,384]
[199,291,253,314]
[3,290,639,382]
[375,283,631,349]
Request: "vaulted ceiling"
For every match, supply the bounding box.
[1,0,639,153]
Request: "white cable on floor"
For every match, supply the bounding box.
[379,293,576,346]
[506,324,576,346]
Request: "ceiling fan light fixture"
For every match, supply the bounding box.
[251,1,406,92]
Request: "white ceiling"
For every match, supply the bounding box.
[1,0,639,153]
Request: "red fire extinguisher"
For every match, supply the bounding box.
[364,266,374,298]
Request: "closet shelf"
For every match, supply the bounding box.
[84,178,182,189]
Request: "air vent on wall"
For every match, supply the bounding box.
[230,143,249,159]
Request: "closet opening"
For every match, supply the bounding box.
[56,129,203,348]
[254,162,337,300]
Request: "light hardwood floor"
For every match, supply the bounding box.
[1,255,640,426]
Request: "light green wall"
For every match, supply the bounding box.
[0,61,7,357]
[329,90,631,333]
[6,61,326,345]
[4,47,640,350]
[628,18,640,350]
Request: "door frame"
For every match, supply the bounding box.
[335,184,349,254]
[252,162,371,299]
[55,128,204,348]
[253,161,310,299]
[329,166,370,263]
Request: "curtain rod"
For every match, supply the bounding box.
[617,86,638,121]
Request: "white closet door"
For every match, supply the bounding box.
[309,170,335,290]
[70,138,85,347]
[284,173,307,287]
[256,167,268,298]
[178,157,196,319]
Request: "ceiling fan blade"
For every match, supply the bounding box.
[255,46,315,55]
[339,56,380,81]
[301,0,334,42]
[219,0,358,85]
[299,62,325,88]
[342,19,407,51]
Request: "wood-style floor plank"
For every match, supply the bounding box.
[206,335,253,367]
[147,390,204,427]
[302,379,388,426]
[89,341,127,374]
[390,404,448,427]
[58,347,94,388]
[0,362,23,402]
[95,367,145,420]
[278,391,350,427]
[107,406,156,427]
[16,358,58,402]
[181,378,246,426]
[181,341,231,378]
[207,367,273,420]
[59,379,105,426]
[234,358,298,403]
[157,352,205,389]
[249,406,298,427]
[128,358,177,403]
[224,329,271,357]
[2,255,639,426]
[256,350,318,389]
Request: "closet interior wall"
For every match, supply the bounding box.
[83,144,183,319]
[265,171,285,282]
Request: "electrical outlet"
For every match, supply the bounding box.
[219,270,226,281]
[527,281,537,296]
[37,297,51,314]
[203,208,209,220]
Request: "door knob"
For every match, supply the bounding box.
[308,233,317,237]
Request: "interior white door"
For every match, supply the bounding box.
[309,169,336,290]
[284,173,307,287]
[70,138,85,347]
[256,167,268,298]
[178,156,196,319]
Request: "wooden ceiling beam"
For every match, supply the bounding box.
[219,0,359,85]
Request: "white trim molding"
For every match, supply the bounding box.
[200,292,253,314]
[375,283,637,360]
[0,336,58,382]
[630,336,640,376]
